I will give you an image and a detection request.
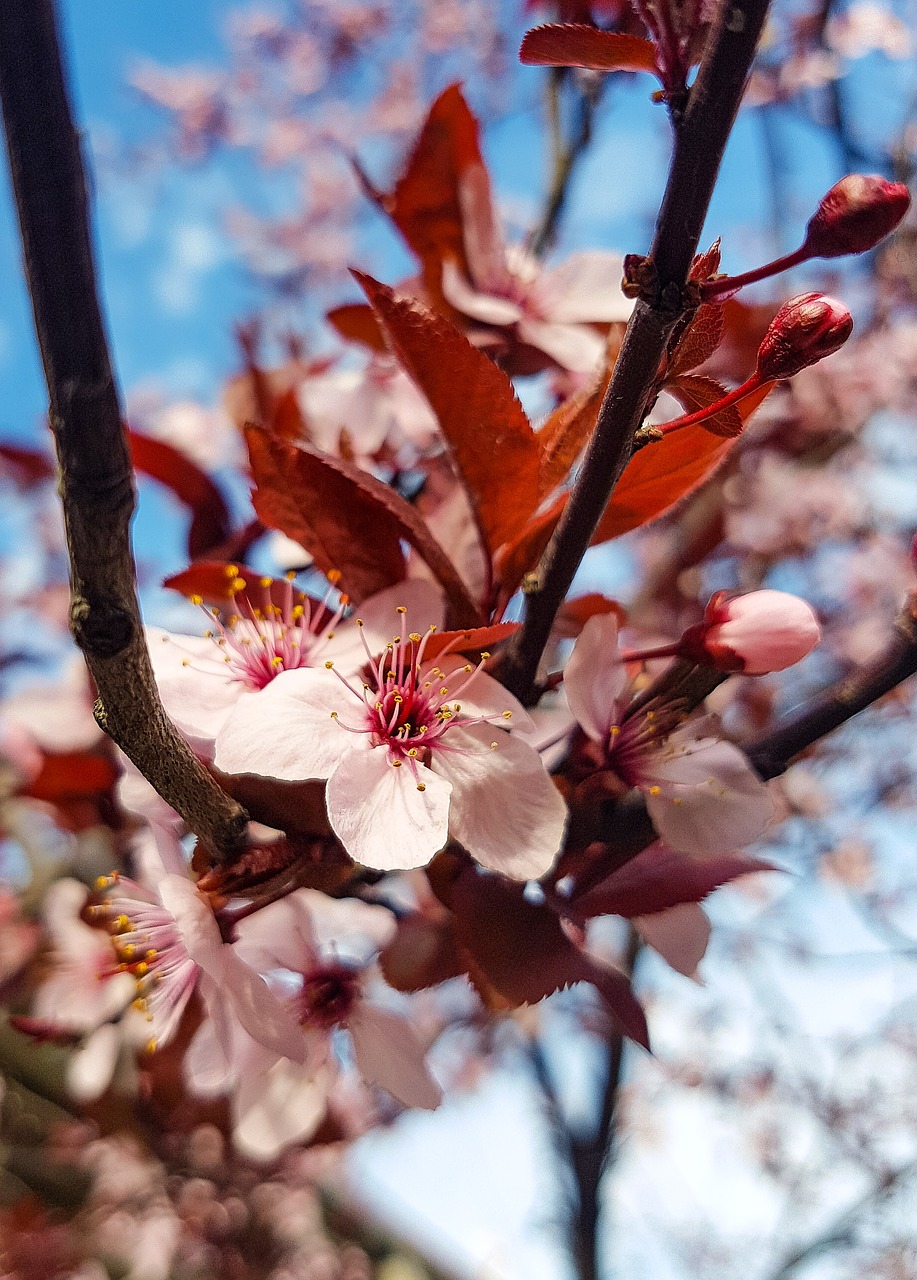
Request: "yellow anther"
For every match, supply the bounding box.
[480,651,491,660]
[211,606,221,617]
[226,565,239,577]
[440,686,449,695]
[182,659,190,668]
[113,914,130,933]
[146,1038,157,1054]
[145,950,157,961]
[408,748,419,758]
[428,624,438,633]
[189,593,204,606]
[327,569,342,584]
[396,606,407,614]
[416,782,426,792]
[272,656,284,667]
[502,710,512,719]
[135,961,148,977]
[291,605,304,620]
[610,725,621,737]
[453,703,461,712]
[260,576,272,588]
[232,577,247,593]
[392,760,402,768]
[95,874,113,891]
[393,694,404,704]
[463,664,473,673]
[409,632,422,643]
[325,660,334,669]
[119,944,135,959]
[356,618,364,627]
[330,711,338,719]
[491,741,498,749]
[286,570,297,581]
[649,785,662,796]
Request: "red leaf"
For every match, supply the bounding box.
[326,303,388,353]
[247,428,480,623]
[421,622,519,661]
[0,441,55,487]
[573,845,778,919]
[25,751,119,802]
[689,238,722,281]
[128,430,232,559]
[520,24,658,74]
[591,382,773,543]
[246,428,405,602]
[452,868,649,1047]
[162,561,314,618]
[379,913,466,991]
[555,594,625,639]
[668,374,743,439]
[494,495,566,605]
[537,334,620,497]
[379,84,499,296]
[357,272,542,560]
[668,303,725,377]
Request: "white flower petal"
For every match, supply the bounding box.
[221,946,309,1064]
[68,1024,120,1101]
[518,317,605,373]
[564,614,627,742]
[432,662,535,735]
[147,626,241,741]
[441,258,524,326]
[536,251,633,323]
[233,1057,330,1161]
[349,1002,441,1110]
[327,749,452,871]
[213,668,357,780]
[435,724,567,879]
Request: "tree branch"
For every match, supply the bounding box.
[500,0,772,703]
[0,0,248,858]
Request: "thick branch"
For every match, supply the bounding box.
[0,0,247,858]
[500,0,771,703]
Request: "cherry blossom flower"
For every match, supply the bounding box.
[89,834,306,1066]
[28,877,138,1100]
[296,355,438,461]
[565,614,776,856]
[186,889,439,1160]
[214,601,568,877]
[148,576,442,748]
[442,244,633,373]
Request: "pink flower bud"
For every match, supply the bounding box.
[683,590,821,674]
[756,293,853,380]
[802,175,911,259]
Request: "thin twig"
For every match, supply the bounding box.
[500,0,772,703]
[0,0,248,858]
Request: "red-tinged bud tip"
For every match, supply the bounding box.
[802,175,911,259]
[756,293,853,380]
[681,589,821,674]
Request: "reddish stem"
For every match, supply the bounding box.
[656,372,763,436]
[700,246,808,300]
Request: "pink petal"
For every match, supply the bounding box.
[643,736,776,856]
[517,317,605,373]
[634,903,711,979]
[457,164,508,294]
[233,1057,331,1161]
[434,660,535,734]
[348,1002,441,1110]
[147,626,241,741]
[326,748,452,870]
[353,579,446,656]
[220,947,309,1064]
[440,258,524,326]
[564,613,627,741]
[67,1024,120,1101]
[535,251,633,323]
[184,1014,238,1098]
[158,875,225,977]
[434,724,567,880]
[213,668,355,781]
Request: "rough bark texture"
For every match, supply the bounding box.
[0,0,248,858]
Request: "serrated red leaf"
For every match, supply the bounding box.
[537,334,620,497]
[356,272,541,559]
[128,430,232,559]
[520,23,658,74]
[668,304,725,377]
[668,374,743,438]
[163,560,313,615]
[379,913,466,992]
[326,303,388,352]
[247,428,480,623]
[573,845,778,919]
[689,238,722,281]
[591,382,773,543]
[452,868,649,1047]
[494,495,566,605]
[379,84,500,300]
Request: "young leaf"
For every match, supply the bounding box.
[668,374,744,438]
[128,430,232,559]
[356,272,542,559]
[247,427,480,624]
[667,303,725,377]
[590,382,773,543]
[520,23,658,74]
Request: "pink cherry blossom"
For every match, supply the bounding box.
[441,244,633,373]
[296,355,438,461]
[186,889,439,1159]
[684,589,822,674]
[214,601,568,877]
[565,614,776,856]
[149,576,442,746]
[89,834,306,1066]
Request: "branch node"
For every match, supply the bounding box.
[70,597,134,658]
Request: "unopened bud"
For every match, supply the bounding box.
[802,175,910,259]
[756,293,853,380]
[681,590,821,674]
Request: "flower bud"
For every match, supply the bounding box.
[756,293,853,380]
[802,175,910,259]
[682,590,821,675]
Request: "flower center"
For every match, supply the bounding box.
[324,607,514,783]
[90,873,199,1051]
[299,961,360,1029]
[192,568,348,691]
